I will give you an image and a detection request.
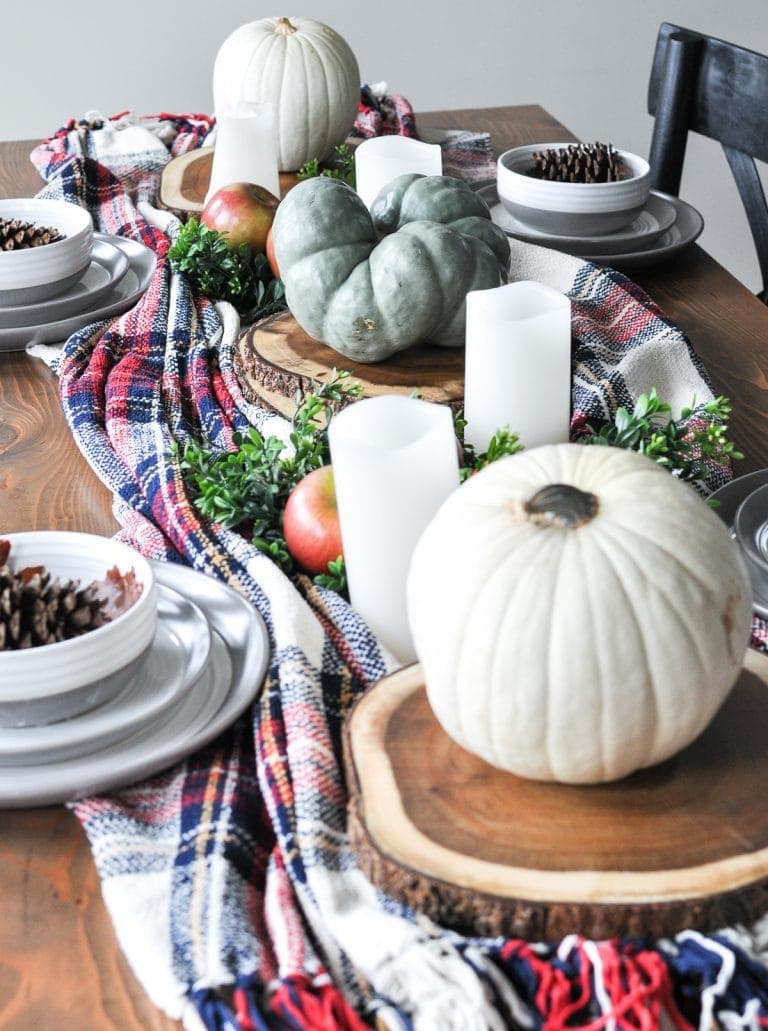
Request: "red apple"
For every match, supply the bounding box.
[201,182,280,252]
[266,226,280,279]
[283,465,342,575]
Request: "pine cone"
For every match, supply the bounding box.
[0,217,65,252]
[528,142,626,184]
[0,562,107,650]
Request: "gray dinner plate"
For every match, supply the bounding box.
[487,190,678,256]
[0,585,211,766]
[709,469,768,531]
[0,563,270,807]
[0,238,129,329]
[0,234,156,351]
[710,469,768,619]
[733,482,768,620]
[481,184,704,268]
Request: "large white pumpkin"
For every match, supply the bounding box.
[407,444,753,785]
[212,16,360,171]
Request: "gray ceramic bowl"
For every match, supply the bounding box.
[0,532,156,727]
[0,199,94,305]
[496,143,651,237]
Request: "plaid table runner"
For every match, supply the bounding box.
[25,101,768,1030]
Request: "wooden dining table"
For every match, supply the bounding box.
[1,103,768,1028]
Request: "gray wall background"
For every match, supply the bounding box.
[3,2,767,291]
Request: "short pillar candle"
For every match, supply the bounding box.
[206,101,281,203]
[328,395,460,664]
[354,135,443,209]
[464,280,572,452]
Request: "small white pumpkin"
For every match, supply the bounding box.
[212,16,360,171]
[407,444,753,785]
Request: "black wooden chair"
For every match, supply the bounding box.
[647,22,768,302]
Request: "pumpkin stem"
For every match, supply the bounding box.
[275,16,298,34]
[524,483,599,529]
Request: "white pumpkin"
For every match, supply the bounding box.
[407,444,753,785]
[212,16,360,172]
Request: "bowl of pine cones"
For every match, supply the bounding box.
[0,533,156,727]
[0,198,94,306]
[496,142,651,236]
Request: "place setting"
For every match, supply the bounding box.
[478,140,704,268]
[0,532,270,807]
[0,196,157,351]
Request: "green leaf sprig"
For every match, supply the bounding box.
[297,143,356,187]
[168,218,286,322]
[581,388,743,486]
[313,556,347,593]
[454,388,741,493]
[178,370,362,586]
[454,409,524,482]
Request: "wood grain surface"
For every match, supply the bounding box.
[2,106,768,1028]
[345,652,768,941]
[0,808,172,1030]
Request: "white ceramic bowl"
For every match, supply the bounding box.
[496,143,651,236]
[0,532,156,727]
[0,198,94,305]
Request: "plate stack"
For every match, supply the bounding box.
[487,143,704,269]
[712,471,768,619]
[0,533,270,807]
[0,198,157,352]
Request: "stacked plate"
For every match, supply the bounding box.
[480,184,704,270]
[0,563,270,808]
[711,470,768,620]
[0,232,157,352]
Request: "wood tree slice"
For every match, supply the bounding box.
[158,147,299,216]
[234,312,465,419]
[343,651,768,940]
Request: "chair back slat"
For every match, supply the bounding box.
[722,145,768,304]
[648,22,768,301]
[647,31,702,195]
[649,23,768,163]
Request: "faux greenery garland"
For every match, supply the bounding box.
[177,377,742,593]
[168,219,286,322]
[580,388,742,488]
[176,371,362,592]
[296,144,356,187]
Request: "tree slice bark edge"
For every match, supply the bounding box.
[343,656,768,941]
[234,313,466,420]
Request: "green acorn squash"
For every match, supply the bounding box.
[271,174,510,363]
[370,172,511,269]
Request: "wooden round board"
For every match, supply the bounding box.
[158,148,299,215]
[234,312,465,419]
[343,650,768,940]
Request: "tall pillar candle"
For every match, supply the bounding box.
[328,396,460,663]
[354,135,443,209]
[464,280,571,452]
[206,101,281,203]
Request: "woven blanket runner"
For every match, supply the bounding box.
[26,99,768,1031]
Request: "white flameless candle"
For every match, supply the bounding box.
[354,135,443,209]
[328,396,460,663]
[464,281,572,452]
[206,101,281,203]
